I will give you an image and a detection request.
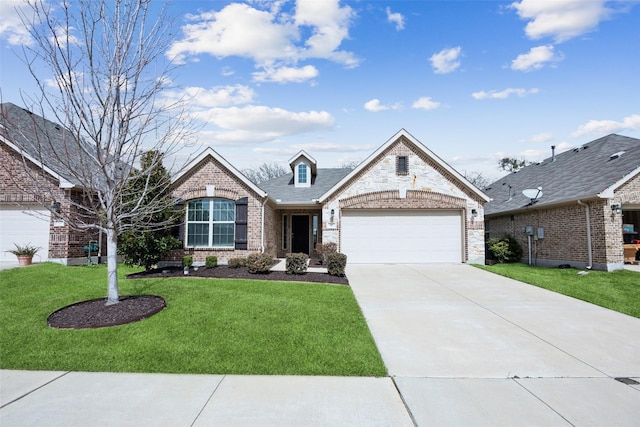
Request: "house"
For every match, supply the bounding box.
[0,102,103,266]
[169,129,489,265]
[484,134,640,271]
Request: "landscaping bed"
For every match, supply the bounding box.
[127,264,349,285]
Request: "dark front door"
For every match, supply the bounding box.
[291,215,310,254]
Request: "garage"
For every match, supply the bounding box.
[340,209,463,264]
[0,205,50,263]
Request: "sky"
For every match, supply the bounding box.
[1,0,639,182]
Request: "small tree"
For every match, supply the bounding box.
[498,157,528,173]
[118,151,181,271]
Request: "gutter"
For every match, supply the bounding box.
[260,196,267,253]
[577,200,593,269]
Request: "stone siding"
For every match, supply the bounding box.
[322,136,486,263]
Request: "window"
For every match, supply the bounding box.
[298,163,307,184]
[187,198,235,247]
[396,156,409,175]
[313,214,318,248]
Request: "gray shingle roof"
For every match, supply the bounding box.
[258,168,352,204]
[1,102,91,187]
[484,134,640,216]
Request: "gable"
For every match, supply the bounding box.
[319,129,489,204]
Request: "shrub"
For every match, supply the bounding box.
[327,252,347,277]
[319,242,337,265]
[182,255,193,268]
[487,234,523,263]
[205,256,218,268]
[286,253,308,275]
[228,257,246,268]
[246,253,273,274]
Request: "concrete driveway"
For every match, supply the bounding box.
[347,264,640,426]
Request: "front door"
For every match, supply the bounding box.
[291,215,310,254]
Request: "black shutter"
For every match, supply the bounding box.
[235,197,248,250]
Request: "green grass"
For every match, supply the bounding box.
[0,263,386,376]
[476,263,640,318]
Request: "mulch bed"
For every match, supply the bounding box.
[126,265,349,285]
[47,295,166,329]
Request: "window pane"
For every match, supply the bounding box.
[213,223,234,247]
[188,200,209,221]
[213,199,235,222]
[187,223,209,247]
[298,164,307,183]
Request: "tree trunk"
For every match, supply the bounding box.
[105,228,119,305]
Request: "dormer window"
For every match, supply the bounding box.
[298,164,308,184]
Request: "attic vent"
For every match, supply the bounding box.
[573,146,588,152]
[609,151,625,160]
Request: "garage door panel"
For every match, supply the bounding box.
[341,210,462,264]
[0,205,50,262]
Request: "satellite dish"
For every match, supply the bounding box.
[522,187,543,201]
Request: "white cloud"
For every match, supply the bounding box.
[429,46,462,74]
[193,105,334,137]
[386,7,405,31]
[510,0,612,43]
[363,99,402,112]
[412,97,441,110]
[472,88,539,100]
[524,132,555,143]
[511,45,562,72]
[364,99,387,112]
[0,0,32,46]
[180,85,256,108]
[168,0,358,72]
[253,65,319,83]
[571,114,640,137]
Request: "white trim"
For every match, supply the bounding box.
[318,129,490,203]
[172,147,267,198]
[598,166,640,199]
[288,150,317,175]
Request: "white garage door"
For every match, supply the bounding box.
[0,205,50,263]
[341,209,463,264]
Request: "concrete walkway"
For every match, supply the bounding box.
[2,264,640,426]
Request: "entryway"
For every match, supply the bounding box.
[291,215,309,254]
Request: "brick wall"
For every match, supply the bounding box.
[169,155,268,264]
[322,136,486,262]
[486,198,623,270]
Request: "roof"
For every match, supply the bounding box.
[484,134,640,216]
[318,128,490,203]
[258,168,352,204]
[172,146,267,198]
[0,102,86,188]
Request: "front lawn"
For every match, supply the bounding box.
[0,263,386,376]
[476,263,640,318]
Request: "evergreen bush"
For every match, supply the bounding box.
[246,253,273,274]
[327,252,347,277]
[286,253,308,275]
[205,256,218,268]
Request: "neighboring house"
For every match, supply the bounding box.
[484,134,640,271]
[0,102,101,266]
[169,129,489,265]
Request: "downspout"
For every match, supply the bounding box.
[577,200,593,269]
[260,196,267,253]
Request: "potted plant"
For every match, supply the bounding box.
[7,243,40,266]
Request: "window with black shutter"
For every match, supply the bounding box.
[235,197,248,250]
[396,156,409,175]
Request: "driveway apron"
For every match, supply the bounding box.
[347,264,640,426]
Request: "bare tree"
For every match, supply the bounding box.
[462,170,491,190]
[337,160,360,170]
[10,0,193,305]
[242,162,287,184]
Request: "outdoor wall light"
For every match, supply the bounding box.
[471,208,477,217]
[50,201,61,213]
[330,209,335,222]
[611,203,622,214]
